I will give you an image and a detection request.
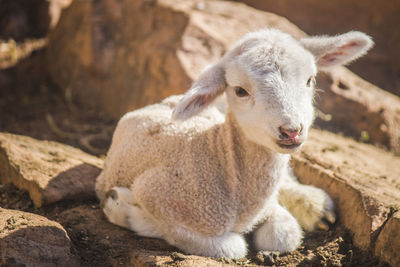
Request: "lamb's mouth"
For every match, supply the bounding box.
[276,142,302,150]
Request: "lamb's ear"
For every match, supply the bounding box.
[172,63,226,120]
[300,31,373,70]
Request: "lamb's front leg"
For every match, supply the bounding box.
[253,201,303,252]
[278,168,336,231]
[102,186,163,239]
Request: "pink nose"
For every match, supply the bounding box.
[279,127,301,140]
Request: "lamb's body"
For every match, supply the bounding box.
[97,95,288,236]
[96,28,373,258]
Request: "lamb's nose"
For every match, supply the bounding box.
[279,125,302,140]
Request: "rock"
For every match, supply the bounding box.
[375,211,400,267]
[0,132,103,207]
[0,208,80,266]
[46,0,400,152]
[314,69,400,153]
[237,0,400,97]
[292,128,400,263]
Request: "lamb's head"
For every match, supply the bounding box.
[173,29,373,154]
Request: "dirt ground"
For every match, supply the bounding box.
[0,43,390,267]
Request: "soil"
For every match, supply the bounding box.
[0,41,390,267]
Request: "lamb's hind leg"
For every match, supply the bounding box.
[279,180,336,231]
[278,166,336,231]
[102,186,163,238]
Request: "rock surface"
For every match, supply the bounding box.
[292,128,400,263]
[0,208,80,266]
[314,69,400,153]
[0,132,103,207]
[46,0,400,152]
[375,211,400,267]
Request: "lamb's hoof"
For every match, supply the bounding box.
[102,187,132,228]
[316,196,336,231]
[100,188,119,209]
[106,188,119,200]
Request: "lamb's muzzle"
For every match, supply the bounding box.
[277,125,304,149]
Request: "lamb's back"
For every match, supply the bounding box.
[97,95,225,196]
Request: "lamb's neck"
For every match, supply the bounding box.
[217,111,289,184]
[213,112,290,232]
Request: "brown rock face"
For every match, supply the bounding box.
[46,0,400,152]
[0,133,103,207]
[0,208,80,266]
[314,68,400,153]
[46,0,191,118]
[292,128,400,262]
[375,211,400,267]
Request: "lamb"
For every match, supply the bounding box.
[95,28,373,259]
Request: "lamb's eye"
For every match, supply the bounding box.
[235,87,249,97]
[307,76,315,87]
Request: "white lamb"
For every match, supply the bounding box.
[95,28,373,259]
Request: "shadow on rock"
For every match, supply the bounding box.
[43,163,101,205]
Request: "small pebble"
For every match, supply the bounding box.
[170,251,187,261]
[255,251,280,265]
